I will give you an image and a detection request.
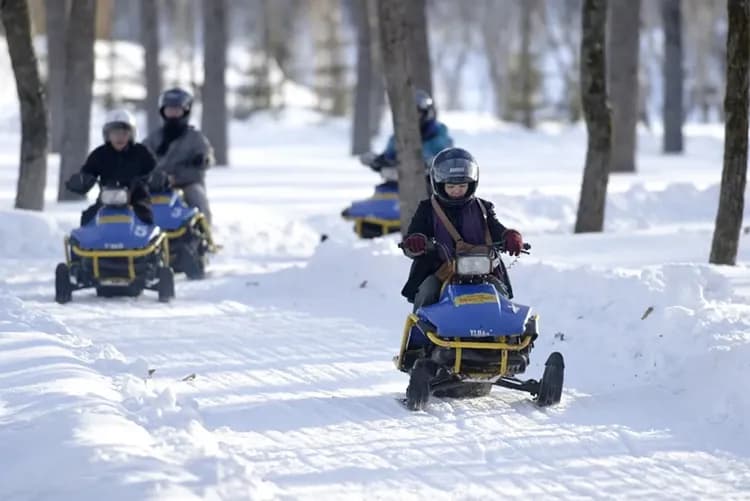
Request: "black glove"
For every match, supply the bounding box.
[191,153,206,167]
[65,172,96,194]
[370,154,396,171]
[358,152,377,166]
[148,170,170,192]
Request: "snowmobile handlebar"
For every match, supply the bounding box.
[398,238,531,256]
[492,241,531,255]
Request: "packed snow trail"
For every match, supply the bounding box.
[4,232,750,499]
[1,116,750,499]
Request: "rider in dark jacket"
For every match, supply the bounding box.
[142,88,214,225]
[65,109,156,225]
[399,148,524,309]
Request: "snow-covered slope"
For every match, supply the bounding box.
[0,111,749,499]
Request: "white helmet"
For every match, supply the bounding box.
[102,109,137,143]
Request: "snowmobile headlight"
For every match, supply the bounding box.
[100,188,129,206]
[380,167,398,182]
[456,255,492,275]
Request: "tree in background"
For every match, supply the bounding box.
[480,0,542,126]
[377,0,427,233]
[710,0,749,265]
[405,0,432,95]
[44,0,68,153]
[140,0,161,133]
[202,0,228,165]
[661,0,684,153]
[57,0,95,201]
[430,0,474,111]
[519,0,536,128]
[684,0,725,124]
[366,0,385,139]
[351,0,378,154]
[2,0,48,211]
[543,0,582,123]
[607,0,641,172]
[480,0,515,120]
[310,0,348,116]
[575,0,611,233]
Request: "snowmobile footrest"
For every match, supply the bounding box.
[493,377,541,396]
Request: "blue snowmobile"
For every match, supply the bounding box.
[150,188,216,279]
[341,154,435,239]
[55,184,175,303]
[395,241,564,411]
[341,160,401,239]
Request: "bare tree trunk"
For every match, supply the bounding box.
[662,0,684,153]
[261,0,293,82]
[2,0,48,211]
[352,0,375,154]
[710,0,749,265]
[368,0,385,138]
[105,28,116,108]
[249,0,271,112]
[480,0,515,120]
[405,0,432,94]
[607,0,640,172]
[377,0,427,234]
[57,0,95,201]
[140,0,161,133]
[26,0,43,33]
[311,0,348,116]
[94,0,111,39]
[575,0,611,233]
[44,0,67,153]
[188,0,199,97]
[202,0,228,165]
[520,0,535,128]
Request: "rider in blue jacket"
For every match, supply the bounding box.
[362,89,453,173]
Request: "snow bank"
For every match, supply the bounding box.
[489,182,750,233]
[0,209,71,259]
[0,288,276,500]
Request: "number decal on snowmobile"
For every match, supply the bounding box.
[453,293,497,306]
[469,328,492,337]
[171,208,182,218]
[134,225,148,237]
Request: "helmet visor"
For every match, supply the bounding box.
[159,90,192,110]
[431,157,479,184]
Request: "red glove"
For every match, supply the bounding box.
[503,229,523,256]
[402,233,428,257]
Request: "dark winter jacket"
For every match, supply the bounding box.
[142,125,214,187]
[401,197,508,301]
[69,142,156,204]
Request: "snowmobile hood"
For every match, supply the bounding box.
[418,283,532,337]
[71,206,161,250]
[342,183,399,221]
[151,190,199,231]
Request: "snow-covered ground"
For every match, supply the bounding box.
[1,109,749,500]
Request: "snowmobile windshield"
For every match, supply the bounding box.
[100,187,129,206]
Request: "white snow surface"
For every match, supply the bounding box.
[1,110,750,500]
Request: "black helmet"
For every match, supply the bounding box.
[415,88,436,126]
[158,87,193,123]
[430,147,479,206]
